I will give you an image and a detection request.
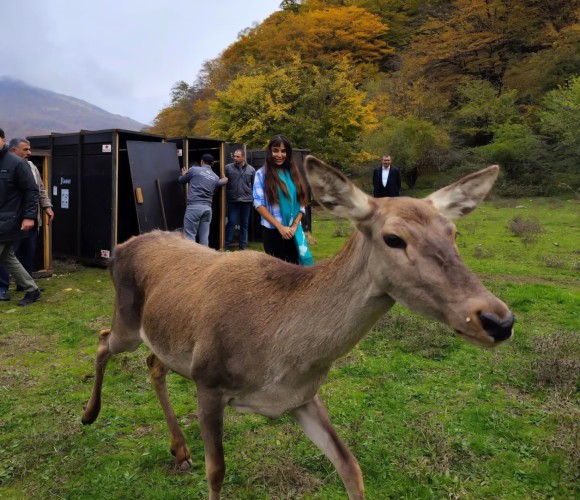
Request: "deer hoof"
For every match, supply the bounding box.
[176,458,192,470]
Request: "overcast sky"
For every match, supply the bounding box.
[1,0,281,125]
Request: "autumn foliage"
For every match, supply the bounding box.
[149,0,580,190]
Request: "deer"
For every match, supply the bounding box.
[82,155,514,499]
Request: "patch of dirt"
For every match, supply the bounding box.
[249,458,324,498]
[479,272,579,288]
[87,316,111,331]
[0,331,57,360]
[0,332,57,390]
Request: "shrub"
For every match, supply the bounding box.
[473,245,494,259]
[475,123,542,182]
[538,254,566,269]
[333,219,350,237]
[507,216,544,243]
[361,115,450,187]
[532,332,580,396]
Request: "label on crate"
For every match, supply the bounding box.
[61,189,69,209]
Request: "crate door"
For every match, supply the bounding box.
[126,141,185,234]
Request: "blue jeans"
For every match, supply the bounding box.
[225,201,252,250]
[183,205,212,246]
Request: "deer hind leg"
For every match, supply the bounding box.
[197,386,226,500]
[292,394,364,500]
[146,353,192,469]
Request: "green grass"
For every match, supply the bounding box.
[1,198,578,499]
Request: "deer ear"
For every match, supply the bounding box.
[304,155,372,222]
[426,165,499,219]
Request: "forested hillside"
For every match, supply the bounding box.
[148,0,580,194]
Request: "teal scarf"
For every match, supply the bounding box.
[276,169,314,266]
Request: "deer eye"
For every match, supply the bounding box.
[384,234,407,249]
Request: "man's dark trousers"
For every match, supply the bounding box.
[0,228,38,289]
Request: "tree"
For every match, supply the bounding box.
[362,115,450,186]
[451,80,520,146]
[219,4,392,80]
[537,75,580,150]
[149,80,213,137]
[287,60,377,167]
[504,22,580,104]
[404,0,569,91]
[209,62,303,147]
[475,123,542,181]
[209,59,377,168]
[364,73,449,123]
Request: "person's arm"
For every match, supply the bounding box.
[253,169,295,239]
[17,160,39,231]
[33,165,55,221]
[178,167,193,184]
[372,168,378,197]
[218,177,228,186]
[291,211,303,230]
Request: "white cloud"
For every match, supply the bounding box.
[1,0,280,124]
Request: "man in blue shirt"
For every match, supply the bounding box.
[178,153,227,246]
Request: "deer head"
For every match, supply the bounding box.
[305,156,513,347]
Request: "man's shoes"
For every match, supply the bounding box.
[0,290,10,301]
[18,289,41,306]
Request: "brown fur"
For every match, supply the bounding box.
[82,156,513,500]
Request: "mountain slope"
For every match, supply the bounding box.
[0,78,146,138]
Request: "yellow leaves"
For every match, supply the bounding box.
[209,65,303,144]
[221,4,392,70]
[407,0,563,88]
[150,105,195,137]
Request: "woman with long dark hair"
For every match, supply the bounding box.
[253,135,313,265]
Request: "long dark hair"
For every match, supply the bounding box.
[263,135,308,206]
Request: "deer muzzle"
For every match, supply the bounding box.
[479,311,514,343]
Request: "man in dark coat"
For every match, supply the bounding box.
[372,154,402,198]
[0,128,42,305]
[224,149,255,250]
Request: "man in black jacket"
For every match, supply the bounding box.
[0,128,42,305]
[372,154,402,198]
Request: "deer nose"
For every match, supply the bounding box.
[479,311,514,342]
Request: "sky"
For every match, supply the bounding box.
[1,0,282,126]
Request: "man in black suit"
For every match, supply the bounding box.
[372,154,401,198]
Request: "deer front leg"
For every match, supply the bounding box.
[291,394,364,500]
[146,354,192,468]
[197,386,226,500]
[82,329,112,425]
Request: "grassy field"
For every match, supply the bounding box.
[1,195,578,499]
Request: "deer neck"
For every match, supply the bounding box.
[295,232,394,363]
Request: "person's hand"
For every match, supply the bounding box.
[46,207,55,222]
[180,166,187,175]
[278,223,297,240]
[21,218,35,231]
